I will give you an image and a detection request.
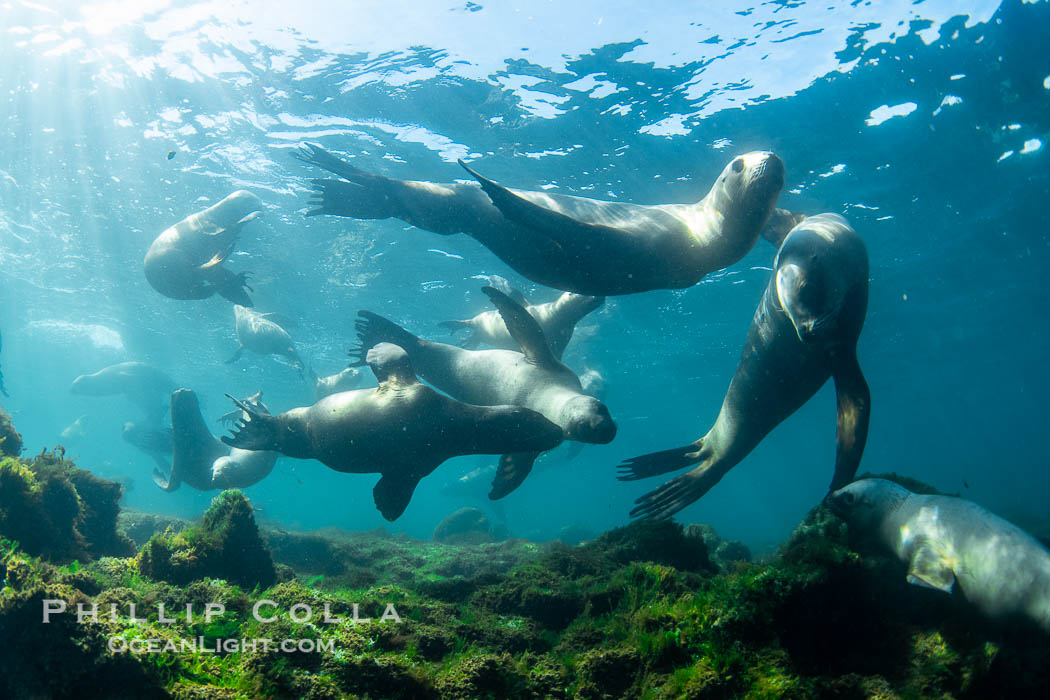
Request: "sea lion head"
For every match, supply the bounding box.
[775,214,868,345]
[560,395,617,444]
[827,478,910,531]
[710,151,785,241]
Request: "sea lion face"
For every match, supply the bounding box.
[561,395,617,444]
[714,151,785,232]
[776,241,848,344]
[827,478,910,531]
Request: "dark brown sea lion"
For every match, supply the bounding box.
[619,213,870,519]
[294,144,785,296]
[221,343,564,520]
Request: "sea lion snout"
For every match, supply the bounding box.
[742,151,785,196]
[563,396,617,444]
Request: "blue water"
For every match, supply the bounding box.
[1,0,1047,552]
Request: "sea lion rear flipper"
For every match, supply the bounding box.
[459,160,624,247]
[480,286,560,369]
[629,459,726,521]
[489,451,540,500]
[220,393,278,451]
[828,352,870,492]
[761,209,808,247]
[215,270,254,307]
[907,541,956,594]
[151,466,179,493]
[351,311,421,367]
[616,440,704,481]
[373,472,424,521]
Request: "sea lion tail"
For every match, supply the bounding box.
[616,440,704,481]
[351,311,419,366]
[438,320,471,335]
[219,394,278,451]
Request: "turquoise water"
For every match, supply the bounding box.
[1,0,1047,551]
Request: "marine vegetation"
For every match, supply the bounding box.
[0,402,22,456]
[2,444,1050,698]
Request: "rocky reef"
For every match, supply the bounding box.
[1,429,1049,698]
[0,402,22,456]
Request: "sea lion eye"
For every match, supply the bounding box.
[731,158,744,173]
[843,492,856,505]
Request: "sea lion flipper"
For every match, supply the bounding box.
[151,466,179,492]
[220,393,278,451]
[616,440,704,481]
[480,286,558,369]
[761,208,809,247]
[438,319,471,335]
[489,452,540,500]
[459,160,624,246]
[628,464,721,521]
[373,472,423,521]
[829,353,871,492]
[906,541,956,593]
[352,311,421,367]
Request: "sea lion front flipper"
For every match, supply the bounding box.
[151,466,179,493]
[373,472,424,521]
[480,286,560,370]
[459,160,625,248]
[489,451,540,500]
[616,440,704,481]
[906,541,956,594]
[761,209,808,247]
[828,352,870,492]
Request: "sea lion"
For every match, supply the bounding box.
[309,366,362,401]
[294,144,785,296]
[121,420,173,472]
[70,361,176,421]
[619,214,870,519]
[566,368,607,461]
[227,305,304,374]
[144,190,261,306]
[828,478,1050,631]
[154,389,278,492]
[440,290,604,358]
[221,342,564,520]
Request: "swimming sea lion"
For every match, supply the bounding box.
[154,388,278,492]
[144,190,261,306]
[354,287,616,496]
[309,366,362,401]
[294,144,785,296]
[619,213,870,519]
[227,305,304,374]
[566,368,607,461]
[70,361,176,422]
[440,291,604,358]
[828,478,1050,631]
[221,342,564,520]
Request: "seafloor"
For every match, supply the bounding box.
[2,406,1049,699]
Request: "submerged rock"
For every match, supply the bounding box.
[136,489,276,589]
[0,403,21,456]
[432,507,493,544]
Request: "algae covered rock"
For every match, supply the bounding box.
[137,489,276,589]
[0,403,22,456]
[0,449,133,563]
[432,506,493,544]
[584,518,714,573]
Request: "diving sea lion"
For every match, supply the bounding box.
[154,389,278,492]
[294,144,785,296]
[70,361,176,421]
[619,214,870,519]
[144,190,261,306]
[309,366,362,401]
[221,342,564,520]
[227,305,304,374]
[828,478,1050,631]
[440,291,604,358]
[354,288,617,495]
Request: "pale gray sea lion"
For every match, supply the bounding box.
[221,342,564,520]
[440,290,604,359]
[566,368,607,461]
[154,388,278,492]
[828,478,1050,631]
[294,144,785,296]
[619,213,870,519]
[309,366,362,401]
[70,361,176,421]
[144,189,261,306]
[227,305,304,374]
